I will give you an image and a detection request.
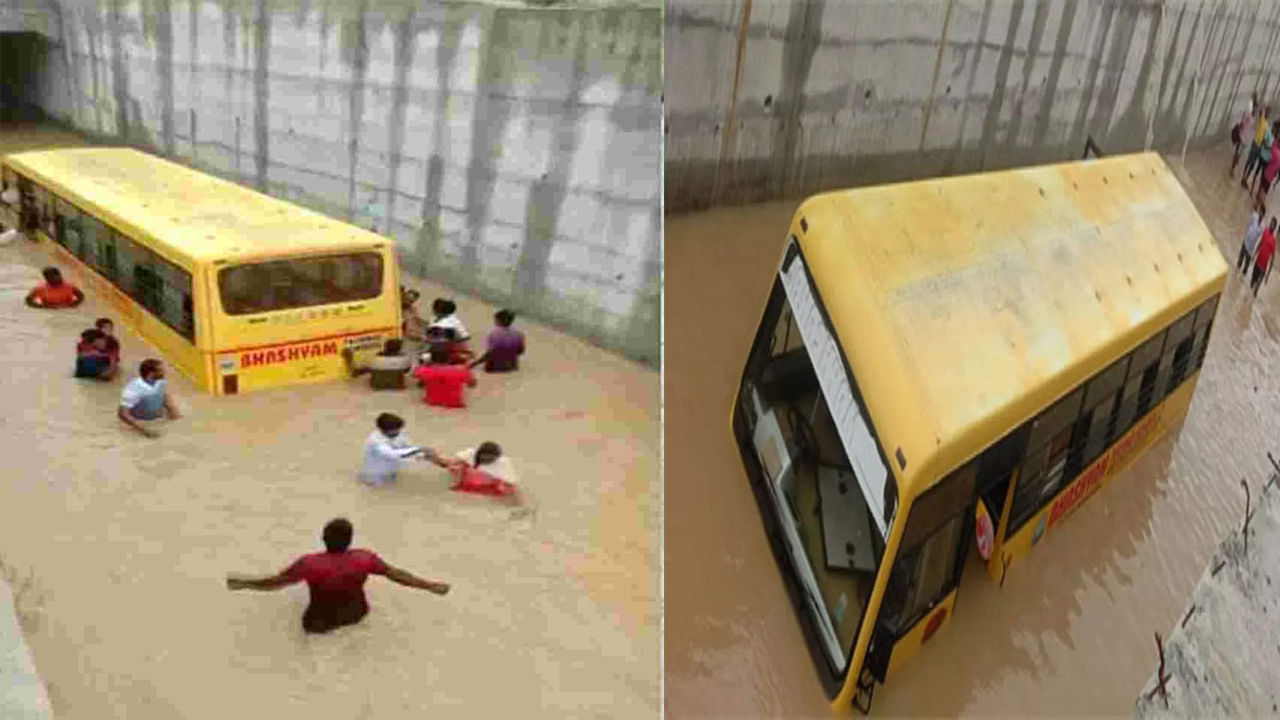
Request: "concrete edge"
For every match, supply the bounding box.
[0,576,53,720]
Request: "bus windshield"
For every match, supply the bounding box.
[737,244,896,673]
[218,252,383,315]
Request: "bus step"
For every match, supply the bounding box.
[853,667,875,715]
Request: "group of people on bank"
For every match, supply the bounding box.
[1233,94,1280,295]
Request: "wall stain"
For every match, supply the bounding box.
[253,0,270,191]
[82,4,104,135]
[1203,3,1245,139]
[980,0,1024,169]
[383,7,417,236]
[1089,1,1137,146]
[1112,3,1161,149]
[109,0,131,142]
[417,5,461,276]
[515,12,590,304]
[1176,7,1207,142]
[770,0,822,198]
[343,0,369,222]
[1068,0,1118,153]
[1032,0,1078,152]
[947,0,993,176]
[463,8,515,278]
[1153,3,1187,148]
[1004,0,1048,154]
[189,0,201,145]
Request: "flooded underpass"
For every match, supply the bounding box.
[0,125,661,719]
[665,146,1280,717]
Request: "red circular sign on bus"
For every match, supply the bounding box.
[976,508,994,560]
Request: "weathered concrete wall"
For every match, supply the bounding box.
[21,0,661,365]
[0,0,60,38]
[0,575,53,720]
[665,0,1279,213]
[1134,470,1280,718]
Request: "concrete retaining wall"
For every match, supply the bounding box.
[0,577,53,720]
[19,0,661,365]
[0,0,60,38]
[665,0,1279,213]
[1134,470,1280,718]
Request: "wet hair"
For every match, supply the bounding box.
[322,518,353,553]
[375,412,405,434]
[81,328,104,344]
[426,325,458,344]
[473,442,502,467]
[42,267,62,285]
[95,318,113,331]
[382,338,403,355]
[432,298,451,317]
[139,358,163,378]
[428,344,453,364]
[494,309,516,328]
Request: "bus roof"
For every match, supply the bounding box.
[794,152,1228,499]
[3,147,393,263]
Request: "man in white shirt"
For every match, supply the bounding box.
[360,412,448,486]
[1239,200,1266,276]
[118,358,181,438]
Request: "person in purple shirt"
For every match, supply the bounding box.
[470,309,525,373]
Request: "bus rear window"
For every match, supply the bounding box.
[218,252,383,315]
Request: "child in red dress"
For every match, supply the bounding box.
[444,442,523,504]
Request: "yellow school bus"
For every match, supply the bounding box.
[730,152,1226,713]
[1,147,402,395]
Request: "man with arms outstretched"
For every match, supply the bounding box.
[225,518,450,634]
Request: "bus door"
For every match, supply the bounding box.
[975,425,1031,584]
[855,462,977,713]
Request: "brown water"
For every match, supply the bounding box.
[665,147,1280,718]
[0,125,660,719]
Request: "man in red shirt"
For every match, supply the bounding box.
[1253,217,1278,297]
[225,518,450,634]
[413,345,477,408]
[25,267,84,309]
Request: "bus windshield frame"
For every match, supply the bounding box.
[733,239,899,683]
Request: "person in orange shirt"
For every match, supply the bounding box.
[25,267,84,309]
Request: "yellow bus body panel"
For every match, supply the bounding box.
[4,147,402,395]
[778,153,1229,712]
[884,588,959,681]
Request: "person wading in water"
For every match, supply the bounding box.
[225,518,450,633]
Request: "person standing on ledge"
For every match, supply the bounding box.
[225,518,450,634]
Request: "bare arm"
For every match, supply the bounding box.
[67,288,84,307]
[24,290,43,308]
[226,572,296,592]
[162,393,181,420]
[383,565,450,595]
[468,351,490,369]
[118,406,158,438]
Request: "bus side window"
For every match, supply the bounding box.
[879,463,976,638]
[1007,387,1083,535]
[1131,329,1168,421]
[1073,355,1129,475]
[1162,310,1197,396]
[114,232,137,297]
[1189,295,1218,373]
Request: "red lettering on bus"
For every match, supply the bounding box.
[239,341,339,369]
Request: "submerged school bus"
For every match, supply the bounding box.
[731,152,1227,713]
[1,147,402,395]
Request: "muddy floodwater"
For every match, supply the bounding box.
[665,147,1280,717]
[0,125,660,719]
